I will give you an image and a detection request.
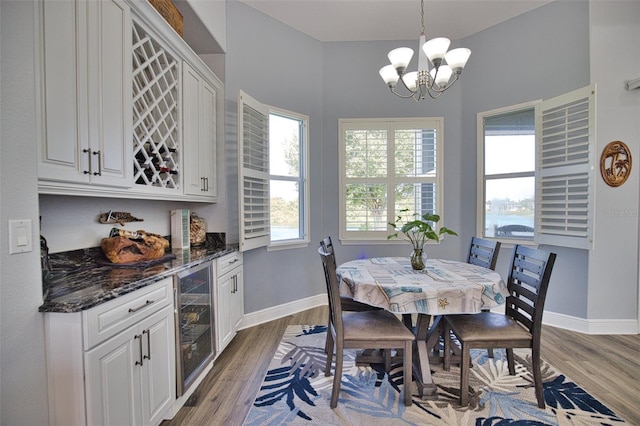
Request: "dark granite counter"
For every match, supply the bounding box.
[39,233,236,313]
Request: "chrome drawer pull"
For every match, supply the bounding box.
[143,329,151,361]
[128,299,155,313]
[135,334,143,366]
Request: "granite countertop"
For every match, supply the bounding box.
[39,233,236,313]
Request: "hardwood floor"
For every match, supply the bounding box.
[162,306,640,425]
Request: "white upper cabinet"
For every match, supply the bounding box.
[39,0,132,190]
[37,0,223,201]
[182,62,217,200]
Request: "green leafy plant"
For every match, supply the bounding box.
[387,209,458,249]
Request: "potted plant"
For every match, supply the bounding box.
[387,209,458,270]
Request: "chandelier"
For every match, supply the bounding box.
[379,0,471,101]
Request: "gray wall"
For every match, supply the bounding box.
[224,1,326,313]
[226,0,595,316]
[459,0,591,317]
[1,3,50,425]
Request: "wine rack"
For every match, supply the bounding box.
[132,21,180,189]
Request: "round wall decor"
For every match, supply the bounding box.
[600,140,632,187]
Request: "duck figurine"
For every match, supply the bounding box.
[99,210,144,226]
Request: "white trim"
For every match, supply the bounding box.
[237,297,639,336]
[237,294,327,330]
[543,310,638,335]
[476,100,539,240]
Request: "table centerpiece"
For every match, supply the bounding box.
[387,210,458,270]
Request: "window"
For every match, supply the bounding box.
[238,91,309,251]
[478,103,537,241]
[269,110,308,245]
[339,118,444,243]
[477,85,595,249]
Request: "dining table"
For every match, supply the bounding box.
[335,256,509,398]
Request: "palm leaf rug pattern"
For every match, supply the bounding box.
[243,325,627,425]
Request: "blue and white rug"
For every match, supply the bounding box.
[243,325,627,425]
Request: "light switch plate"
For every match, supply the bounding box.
[9,219,33,254]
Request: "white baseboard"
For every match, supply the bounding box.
[543,310,638,334]
[237,297,639,335]
[238,294,328,330]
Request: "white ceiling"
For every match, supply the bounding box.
[237,0,556,42]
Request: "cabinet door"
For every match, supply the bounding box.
[216,271,233,351]
[230,268,244,331]
[139,304,175,426]
[39,0,90,183]
[198,78,217,197]
[86,0,132,187]
[39,0,131,188]
[85,329,140,426]
[183,62,217,199]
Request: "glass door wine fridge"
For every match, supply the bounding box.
[174,261,216,396]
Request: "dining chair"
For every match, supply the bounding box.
[319,244,415,408]
[320,237,382,355]
[443,244,556,408]
[467,236,501,358]
[466,236,501,270]
[438,237,502,363]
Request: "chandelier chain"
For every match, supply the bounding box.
[420,0,425,36]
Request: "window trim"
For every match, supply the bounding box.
[476,100,540,246]
[338,117,445,245]
[238,90,310,252]
[267,106,310,251]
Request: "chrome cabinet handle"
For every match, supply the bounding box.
[143,329,151,360]
[135,334,143,366]
[128,299,155,313]
[83,149,92,175]
[92,150,102,176]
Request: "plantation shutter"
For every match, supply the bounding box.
[535,85,595,249]
[238,90,270,251]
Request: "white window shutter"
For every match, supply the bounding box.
[535,85,595,249]
[238,90,270,251]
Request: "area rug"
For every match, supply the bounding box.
[243,325,627,425]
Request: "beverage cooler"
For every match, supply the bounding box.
[174,261,215,396]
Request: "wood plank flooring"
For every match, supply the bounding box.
[162,307,640,425]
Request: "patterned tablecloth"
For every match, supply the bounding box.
[336,257,508,315]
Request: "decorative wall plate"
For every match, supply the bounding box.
[600,140,632,187]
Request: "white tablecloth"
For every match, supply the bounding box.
[336,257,508,315]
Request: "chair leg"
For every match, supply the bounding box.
[506,348,516,375]
[330,346,344,409]
[325,332,334,377]
[404,340,413,406]
[459,344,471,407]
[531,346,546,409]
[486,348,494,358]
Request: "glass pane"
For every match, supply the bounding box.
[345,184,387,231]
[270,180,300,241]
[394,183,437,225]
[344,129,387,178]
[485,134,535,174]
[484,176,534,239]
[395,129,436,177]
[269,114,300,177]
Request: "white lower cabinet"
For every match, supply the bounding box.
[45,278,175,426]
[85,304,175,426]
[215,252,244,351]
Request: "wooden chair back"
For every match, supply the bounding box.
[505,245,556,342]
[318,244,344,338]
[466,237,501,270]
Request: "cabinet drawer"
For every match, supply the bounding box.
[217,251,243,277]
[83,278,173,350]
